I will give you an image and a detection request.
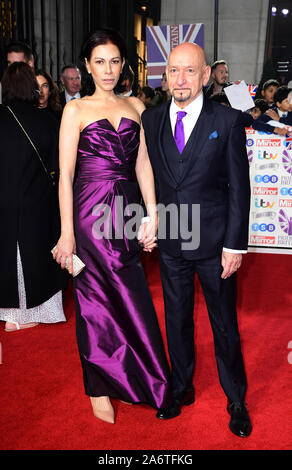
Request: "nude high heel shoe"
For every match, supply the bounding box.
[4,321,39,332]
[90,396,115,424]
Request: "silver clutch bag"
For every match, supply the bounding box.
[51,247,85,277]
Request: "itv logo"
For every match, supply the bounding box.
[255,198,275,209]
[257,150,278,160]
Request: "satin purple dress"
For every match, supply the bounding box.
[73,117,172,409]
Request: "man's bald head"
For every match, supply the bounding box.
[166,42,210,108]
[168,42,207,68]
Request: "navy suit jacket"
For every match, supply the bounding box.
[141,97,251,260]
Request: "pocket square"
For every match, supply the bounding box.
[209,130,218,140]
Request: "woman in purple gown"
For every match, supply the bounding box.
[53,30,172,423]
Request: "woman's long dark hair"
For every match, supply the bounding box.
[80,28,127,96]
[2,62,39,106]
[35,69,62,113]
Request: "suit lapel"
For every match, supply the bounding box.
[157,101,179,186]
[178,97,217,182]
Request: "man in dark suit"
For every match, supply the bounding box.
[59,64,82,108]
[141,43,252,437]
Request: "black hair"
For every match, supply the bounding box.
[209,91,230,106]
[80,28,127,96]
[6,41,33,63]
[211,60,228,73]
[273,86,291,105]
[141,86,155,100]
[35,69,62,113]
[262,79,280,91]
[253,98,269,113]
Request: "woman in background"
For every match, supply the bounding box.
[35,69,62,121]
[0,62,67,332]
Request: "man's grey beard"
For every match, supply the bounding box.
[172,89,192,102]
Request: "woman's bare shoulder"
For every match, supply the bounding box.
[128,96,145,111]
[124,96,145,116]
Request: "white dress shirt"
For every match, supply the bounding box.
[278,109,288,118]
[65,90,81,102]
[169,92,203,144]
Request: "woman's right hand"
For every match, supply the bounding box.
[52,235,76,275]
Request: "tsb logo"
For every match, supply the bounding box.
[254,175,278,184]
[251,223,275,232]
[280,188,292,196]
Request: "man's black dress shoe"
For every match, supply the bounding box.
[227,401,252,437]
[156,389,195,420]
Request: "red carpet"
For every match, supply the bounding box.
[0,252,291,450]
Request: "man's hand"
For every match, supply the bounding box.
[221,252,242,279]
[137,216,158,252]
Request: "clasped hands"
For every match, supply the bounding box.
[137,215,158,252]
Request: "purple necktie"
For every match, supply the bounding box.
[174,111,187,154]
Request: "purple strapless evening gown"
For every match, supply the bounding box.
[73,117,172,409]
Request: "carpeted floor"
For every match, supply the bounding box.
[0,252,291,450]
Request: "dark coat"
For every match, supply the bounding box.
[59,90,66,109]
[0,101,67,308]
[141,97,251,260]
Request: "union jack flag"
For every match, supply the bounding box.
[146,24,204,88]
[247,84,258,99]
[284,135,292,151]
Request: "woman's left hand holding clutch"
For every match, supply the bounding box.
[52,234,76,275]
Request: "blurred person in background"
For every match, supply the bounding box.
[59,64,82,107]
[260,79,280,109]
[160,72,171,102]
[253,86,292,133]
[250,98,269,120]
[209,91,230,106]
[0,62,67,332]
[138,85,156,108]
[0,41,34,104]
[116,62,135,97]
[6,40,34,68]
[205,60,231,98]
[35,69,62,122]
